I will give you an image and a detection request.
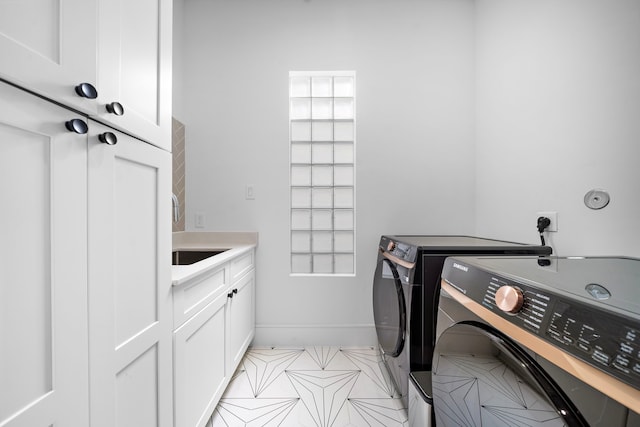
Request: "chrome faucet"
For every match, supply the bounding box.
[171,193,180,223]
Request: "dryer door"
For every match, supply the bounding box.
[432,321,588,427]
[373,258,406,357]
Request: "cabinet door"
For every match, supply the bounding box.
[174,293,228,427]
[97,0,172,151]
[227,270,256,372]
[0,0,98,114]
[88,121,173,427]
[0,82,89,426]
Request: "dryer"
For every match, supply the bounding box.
[434,256,640,426]
[372,235,551,408]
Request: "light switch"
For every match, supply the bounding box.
[246,184,255,200]
[195,212,205,228]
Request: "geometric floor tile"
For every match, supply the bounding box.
[341,348,397,397]
[242,349,304,397]
[209,347,409,427]
[306,346,342,369]
[286,370,359,427]
[213,398,299,426]
[348,398,409,426]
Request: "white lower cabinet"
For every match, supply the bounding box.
[174,292,229,427]
[227,270,256,371]
[173,251,255,427]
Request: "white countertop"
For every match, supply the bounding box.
[171,231,258,287]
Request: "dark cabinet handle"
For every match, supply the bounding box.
[98,132,118,145]
[106,102,125,116]
[227,292,234,299]
[233,288,238,294]
[65,119,88,134]
[75,83,98,99]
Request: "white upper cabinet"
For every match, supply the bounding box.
[0,0,172,151]
[97,0,173,151]
[0,0,98,114]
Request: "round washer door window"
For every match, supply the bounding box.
[372,258,406,357]
[432,321,587,427]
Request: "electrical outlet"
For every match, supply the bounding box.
[195,212,205,228]
[537,211,558,232]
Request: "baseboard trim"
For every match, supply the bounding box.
[253,323,377,347]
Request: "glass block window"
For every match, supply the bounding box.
[289,71,355,275]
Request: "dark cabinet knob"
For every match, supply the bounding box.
[65,119,88,134]
[227,292,234,299]
[233,288,238,294]
[75,83,98,99]
[98,132,118,145]
[106,102,124,116]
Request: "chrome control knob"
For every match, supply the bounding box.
[495,285,524,314]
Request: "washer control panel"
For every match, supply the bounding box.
[380,236,418,263]
[443,258,640,390]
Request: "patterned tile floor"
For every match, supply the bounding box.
[208,347,409,427]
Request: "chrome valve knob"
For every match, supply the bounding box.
[495,285,524,314]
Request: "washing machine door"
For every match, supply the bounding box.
[373,257,406,357]
[432,321,588,427]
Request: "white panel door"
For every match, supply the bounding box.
[0,82,89,426]
[97,0,172,151]
[88,121,173,427]
[227,270,255,373]
[0,0,99,115]
[174,293,228,427]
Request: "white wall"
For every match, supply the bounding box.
[474,0,640,257]
[172,0,185,121]
[180,0,476,345]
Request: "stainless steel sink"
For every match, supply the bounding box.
[171,250,228,265]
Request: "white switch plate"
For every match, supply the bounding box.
[537,211,558,232]
[245,184,255,200]
[195,212,205,228]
